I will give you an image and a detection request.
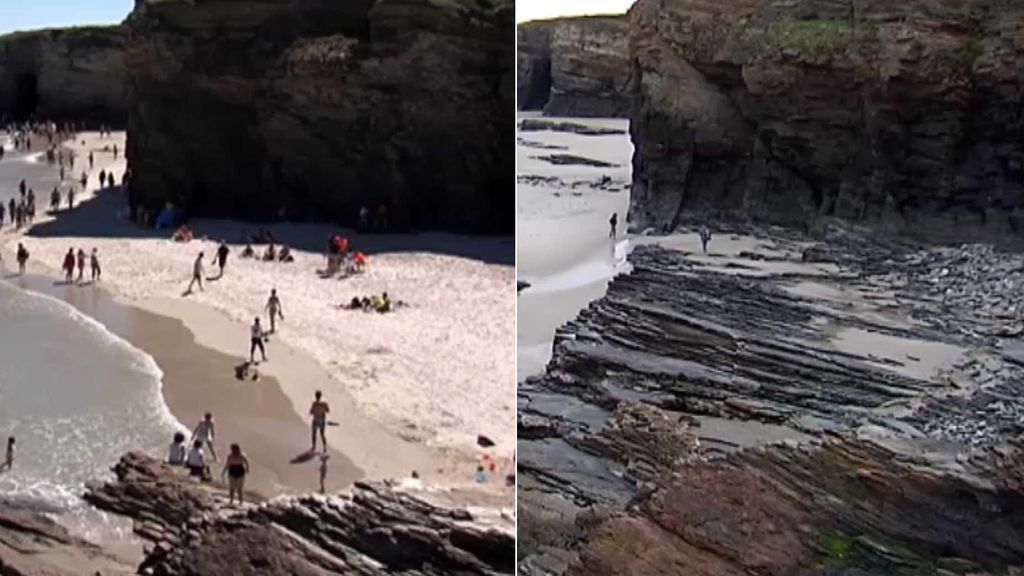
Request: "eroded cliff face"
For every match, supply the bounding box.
[125,0,513,233]
[628,0,1024,242]
[517,16,631,117]
[0,27,127,123]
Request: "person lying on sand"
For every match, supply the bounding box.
[234,361,260,381]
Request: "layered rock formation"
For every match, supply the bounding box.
[518,230,1024,575]
[80,452,514,575]
[517,16,631,117]
[124,0,513,233]
[0,26,127,123]
[628,0,1024,242]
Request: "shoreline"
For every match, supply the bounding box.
[0,131,514,509]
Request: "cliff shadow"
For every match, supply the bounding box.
[27,187,514,265]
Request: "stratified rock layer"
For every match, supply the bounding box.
[0,26,127,122]
[84,452,514,575]
[517,17,631,117]
[125,0,513,233]
[628,0,1024,242]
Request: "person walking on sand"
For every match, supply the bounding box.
[16,243,29,275]
[699,225,712,254]
[609,212,618,238]
[68,186,76,211]
[62,248,76,283]
[212,241,230,277]
[88,151,94,170]
[187,252,205,294]
[76,248,86,283]
[249,317,267,363]
[7,199,14,225]
[265,289,283,333]
[310,390,330,453]
[221,444,250,506]
[190,412,218,461]
[90,248,101,281]
[0,437,13,472]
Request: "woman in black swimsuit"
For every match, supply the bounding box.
[221,443,250,506]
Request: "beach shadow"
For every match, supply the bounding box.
[290,450,318,465]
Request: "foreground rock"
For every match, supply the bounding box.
[0,27,126,123]
[519,232,1024,574]
[0,507,133,575]
[85,452,514,575]
[517,17,631,117]
[125,0,513,233]
[628,0,1024,242]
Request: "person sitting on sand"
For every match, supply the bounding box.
[353,251,367,273]
[262,243,277,262]
[186,440,210,481]
[221,444,250,506]
[278,245,294,262]
[190,412,217,460]
[62,248,76,283]
[1,437,13,472]
[241,243,255,259]
[234,361,260,382]
[345,296,362,310]
[16,243,29,275]
[168,432,187,466]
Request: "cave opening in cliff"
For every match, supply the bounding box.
[11,72,39,121]
[521,57,552,111]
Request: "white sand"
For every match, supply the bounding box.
[5,132,516,477]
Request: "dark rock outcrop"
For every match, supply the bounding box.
[628,0,1024,242]
[517,16,631,117]
[0,26,127,123]
[124,0,513,234]
[85,452,514,575]
[518,234,1024,575]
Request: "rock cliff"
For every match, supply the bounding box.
[0,26,127,123]
[124,0,514,233]
[628,0,1024,242]
[517,16,631,117]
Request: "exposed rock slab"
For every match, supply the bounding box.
[0,507,133,576]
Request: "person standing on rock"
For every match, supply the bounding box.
[212,241,230,278]
[609,212,618,238]
[190,412,218,461]
[310,390,330,453]
[699,226,712,254]
[265,289,283,333]
[187,252,205,294]
[186,440,210,480]
[221,444,250,506]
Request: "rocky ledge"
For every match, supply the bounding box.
[2,452,514,575]
[517,16,630,117]
[0,26,127,123]
[124,0,513,233]
[628,0,1024,242]
[519,226,1024,575]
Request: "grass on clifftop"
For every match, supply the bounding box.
[734,18,873,59]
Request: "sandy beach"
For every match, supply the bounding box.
[2,131,515,504]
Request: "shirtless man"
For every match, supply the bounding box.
[190,412,217,461]
[265,289,283,333]
[212,241,230,277]
[187,252,205,294]
[310,390,330,453]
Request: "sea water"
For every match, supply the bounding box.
[0,131,180,545]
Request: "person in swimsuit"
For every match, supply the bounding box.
[221,444,250,506]
[168,432,186,465]
[309,390,330,453]
[186,440,208,480]
[212,242,230,277]
[90,249,101,281]
[250,318,267,362]
[190,412,217,461]
[63,248,76,283]
[265,290,283,333]
[187,252,205,294]
[1,437,13,471]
